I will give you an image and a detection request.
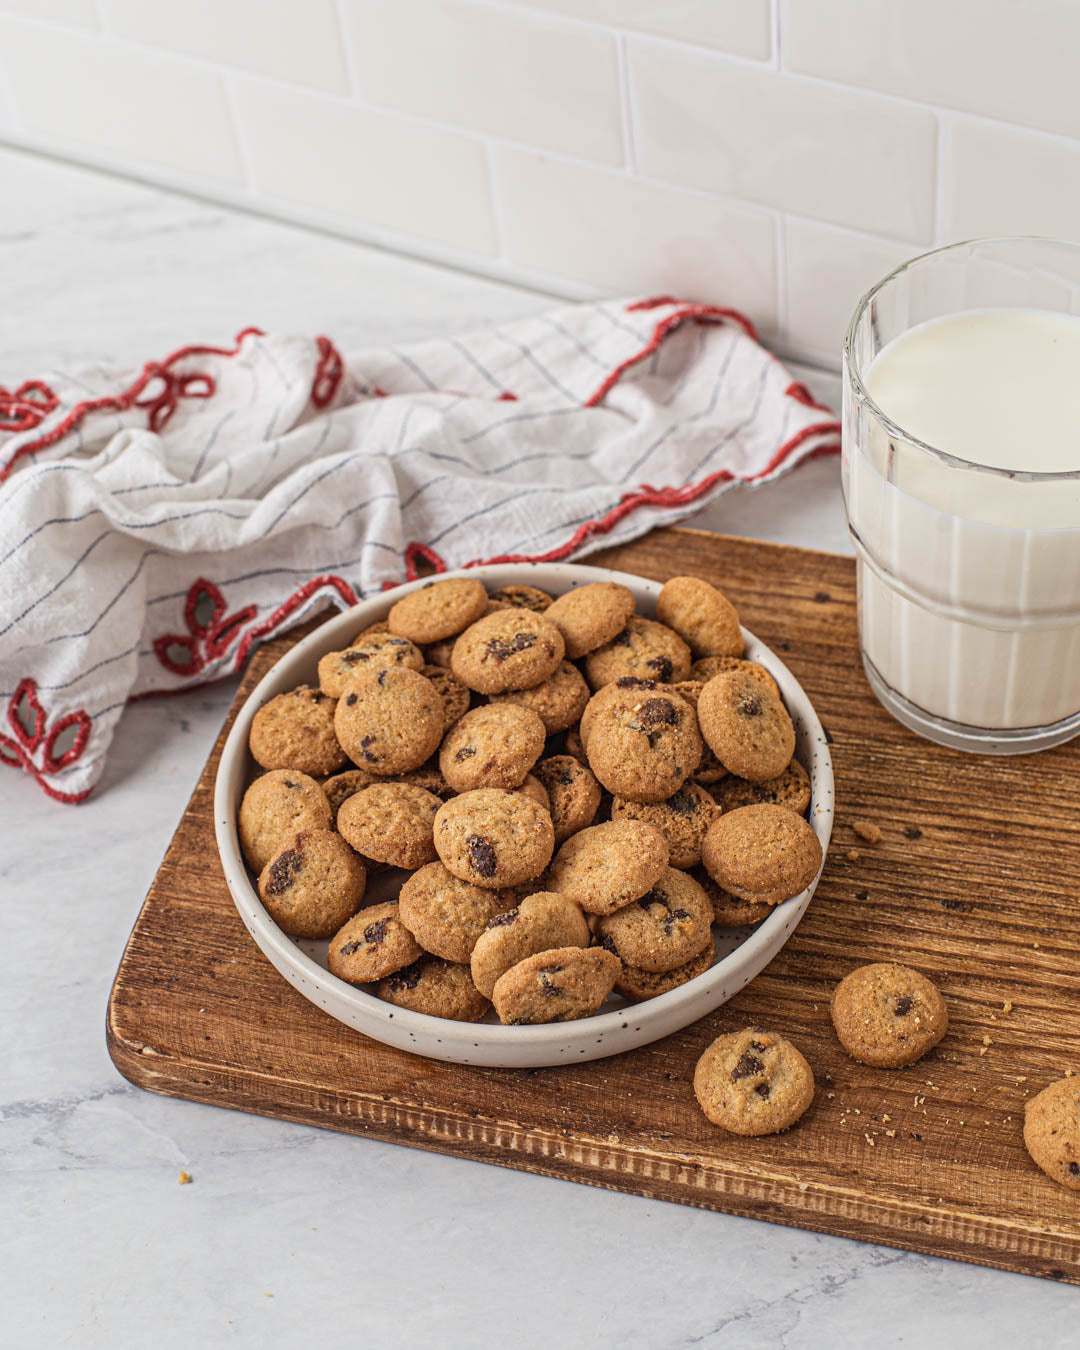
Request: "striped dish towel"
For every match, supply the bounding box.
[0,296,839,804]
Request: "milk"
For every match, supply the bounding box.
[843,307,1080,740]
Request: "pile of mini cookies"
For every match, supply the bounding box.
[237,572,823,1028]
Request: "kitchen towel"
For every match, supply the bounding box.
[0,295,840,804]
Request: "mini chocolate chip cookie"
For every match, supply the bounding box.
[337,782,442,869]
[830,963,949,1068]
[470,890,591,998]
[491,946,620,1025]
[656,576,743,658]
[328,901,423,983]
[690,656,780,701]
[258,829,366,938]
[543,581,636,659]
[1024,1078,1080,1191]
[249,685,348,776]
[697,670,795,782]
[439,703,546,792]
[317,634,423,697]
[320,768,376,822]
[694,1028,815,1136]
[333,666,444,775]
[387,576,489,644]
[420,664,471,730]
[596,867,713,973]
[701,804,822,907]
[488,584,554,612]
[488,660,590,734]
[374,955,491,1021]
[614,945,715,1001]
[532,755,602,843]
[695,870,772,927]
[579,677,671,751]
[398,861,518,962]
[711,759,811,815]
[238,770,332,873]
[583,615,692,690]
[451,609,565,694]
[610,782,720,869]
[434,788,555,888]
[586,686,702,803]
[547,820,669,915]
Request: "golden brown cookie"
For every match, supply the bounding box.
[579,676,672,751]
[547,819,669,915]
[694,1028,814,1135]
[238,770,332,873]
[695,870,772,927]
[450,609,565,694]
[487,584,554,612]
[614,944,714,1001]
[586,685,702,803]
[543,581,636,659]
[583,615,692,690]
[488,660,590,734]
[470,890,591,998]
[320,768,376,822]
[317,634,423,697]
[439,703,546,792]
[328,901,422,983]
[671,681,728,785]
[701,804,822,907]
[420,663,471,730]
[656,576,743,658]
[387,577,488,644]
[492,946,620,1025]
[596,868,713,973]
[514,773,551,814]
[374,956,490,1021]
[532,755,602,843]
[249,686,348,776]
[433,788,555,888]
[1024,1078,1080,1191]
[830,963,948,1068]
[336,782,441,869]
[610,782,720,869]
[333,666,444,775]
[257,829,366,938]
[697,670,795,782]
[690,656,780,701]
[398,861,518,962]
[711,760,811,816]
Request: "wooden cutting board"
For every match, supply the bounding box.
[107,527,1080,1284]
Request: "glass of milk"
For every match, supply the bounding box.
[843,237,1080,754]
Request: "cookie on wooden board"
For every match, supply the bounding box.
[433,788,555,889]
[701,804,821,907]
[830,963,948,1068]
[1024,1077,1080,1191]
[387,577,488,645]
[694,1028,815,1135]
[451,609,565,694]
[333,666,444,775]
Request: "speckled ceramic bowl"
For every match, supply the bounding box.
[214,562,834,1068]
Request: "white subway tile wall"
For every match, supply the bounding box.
[0,0,1077,366]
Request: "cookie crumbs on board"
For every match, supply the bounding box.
[846,850,860,862]
[177,1170,192,1185]
[851,820,882,843]
[1002,1000,1014,1014]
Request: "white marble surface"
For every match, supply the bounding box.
[2,146,1074,1348]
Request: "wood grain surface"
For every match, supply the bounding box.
[107,527,1080,1284]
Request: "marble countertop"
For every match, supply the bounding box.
[3,146,1074,1348]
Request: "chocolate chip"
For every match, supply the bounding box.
[1069,1162,1080,1176]
[634,697,677,729]
[377,669,387,686]
[389,638,409,647]
[345,693,358,706]
[637,888,666,910]
[613,629,632,647]
[283,779,298,789]
[646,655,674,682]
[616,676,656,689]
[358,734,378,763]
[736,692,763,717]
[894,994,914,1016]
[485,632,537,661]
[666,788,696,816]
[465,833,498,878]
[539,967,563,997]
[557,769,574,786]
[486,909,519,929]
[364,918,390,944]
[661,907,691,935]
[754,1082,771,1100]
[265,849,303,896]
[343,651,365,664]
[454,745,476,761]
[385,961,423,991]
[339,939,363,956]
[731,1052,764,1081]
[904,825,923,839]
[748,1039,767,1052]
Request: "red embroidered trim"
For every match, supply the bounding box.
[0,678,92,803]
[785,380,835,415]
[0,379,60,433]
[154,577,257,677]
[311,336,345,409]
[0,327,264,483]
[404,543,449,582]
[231,573,359,672]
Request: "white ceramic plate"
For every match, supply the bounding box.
[214,562,834,1068]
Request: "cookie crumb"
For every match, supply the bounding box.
[847,849,860,862]
[1002,1000,1014,1014]
[852,820,882,843]
[982,1034,993,1046]
[177,1170,192,1185]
